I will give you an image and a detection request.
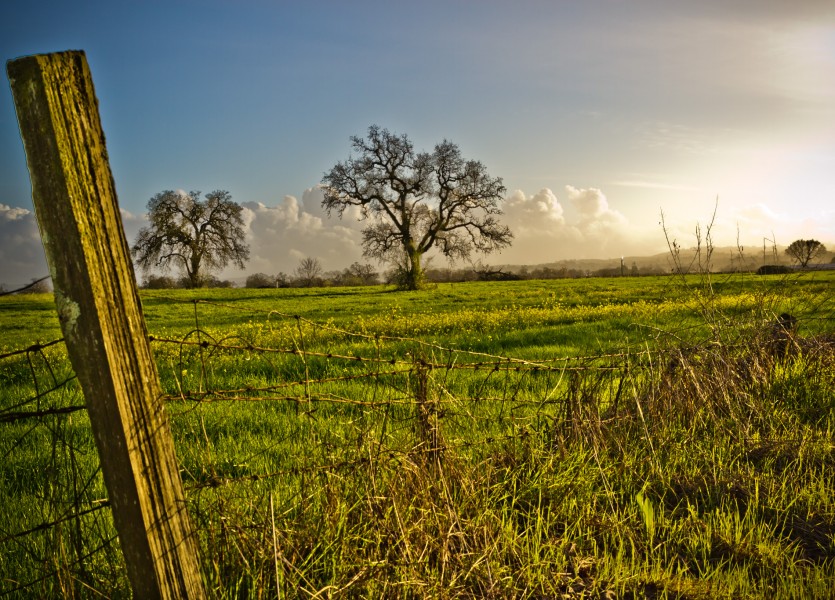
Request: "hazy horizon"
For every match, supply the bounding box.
[2,1,834,287]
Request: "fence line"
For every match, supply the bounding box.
[0,338,65,361]
[3,291,831,597]
[0,276,51,298]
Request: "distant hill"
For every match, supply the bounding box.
[497,245,835,276]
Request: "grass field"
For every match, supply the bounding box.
[1,271,834,598]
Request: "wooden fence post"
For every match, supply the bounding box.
[7,51,206,599]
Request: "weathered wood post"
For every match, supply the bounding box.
[7,51,206,599]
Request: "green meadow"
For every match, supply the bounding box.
[1,271,834,598]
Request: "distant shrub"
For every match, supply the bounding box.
[757,265,792,275]
[207,277,235,288]
[11,277,52,294]
[246,273,277,288]
[142,275,179,289]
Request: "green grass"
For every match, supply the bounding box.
[1,271,834,598]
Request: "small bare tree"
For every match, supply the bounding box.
[345,262,379,286]
[294,257,323,287]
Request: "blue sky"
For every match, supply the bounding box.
[2,1,834,286]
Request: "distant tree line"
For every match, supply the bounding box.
[139,258,382,290]
[0,276,52,296]
[425,262,666,283]
[756,239,830,274]
[138,257,678,289]
[141,274,236,290]
[242,260,381,289]
[127,186,832,290]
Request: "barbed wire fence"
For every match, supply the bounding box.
[0,335,123,597]
[2,295,833,597]
[0,277,52,298]
[0,295,645,596]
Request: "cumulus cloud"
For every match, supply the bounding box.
[0,204,148,289]
[233,184,641,276]
[231,186,366,277]
[234,185,645,273]
[119,207,145,248]
[566,185,628,234]
[503,188,566,230]
[496,186,639,264]
[0,204,49,288]
[0,204,31,221]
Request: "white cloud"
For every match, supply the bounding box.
[0,204,49,288]
[119,207,145,247]
[234,185,645,274]
[229,187,366,277]
[0,204,31,221]
[119,207,138,221]
[565,185,630,242]
[495,186,653,264]
[503,188,566,231]
[0,204,149,289]
[567,186,621,220]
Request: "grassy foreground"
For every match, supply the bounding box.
[1,272,834,598]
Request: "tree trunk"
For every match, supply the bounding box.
[404,249,424,290]
[188,248,203,287]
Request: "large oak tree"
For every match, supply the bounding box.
[132,190,249,288]
[322,126,513,290]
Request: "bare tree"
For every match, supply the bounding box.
[785,239,827,268]
[132,190,250,288]
[345,262,379,286]
[322,126,513,290]
[294,257,323,287]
